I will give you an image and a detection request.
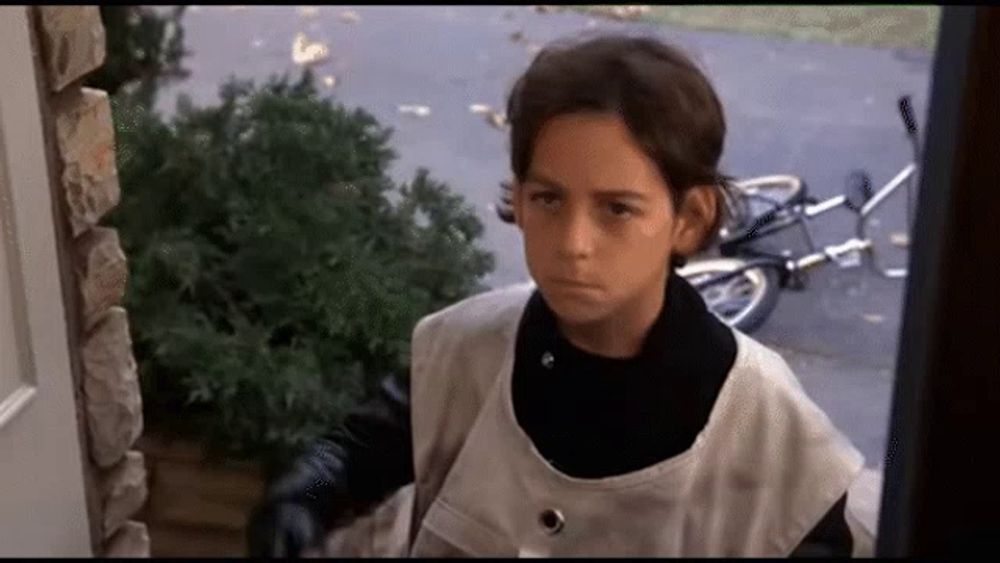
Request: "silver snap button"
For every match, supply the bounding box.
[539,508,564,535]
[541,351,555,369]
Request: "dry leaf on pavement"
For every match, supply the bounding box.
[339,10,361,24]
[486,112,508,130]
[398,105,431,118]
[291,33,330,66]
[589,5,651,21]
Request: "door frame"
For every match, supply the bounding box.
[0,5,93,556]
[877,6,1000,555]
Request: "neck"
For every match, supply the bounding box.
[557,270,668,359]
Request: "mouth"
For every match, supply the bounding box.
[550,278,601,290]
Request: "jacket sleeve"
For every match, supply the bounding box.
[789,494,853,557]
[260,369,415,531]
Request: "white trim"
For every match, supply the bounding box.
[0,385,37,428]
[0,6,93,556]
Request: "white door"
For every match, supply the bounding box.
[0,6,93,556]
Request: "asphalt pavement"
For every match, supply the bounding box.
[154,5,935,467]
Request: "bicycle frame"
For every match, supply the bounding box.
[858,163,918,278]
[699,95,922,290]
[718,160,918,281]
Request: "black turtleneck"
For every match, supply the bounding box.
[511,273,852,556]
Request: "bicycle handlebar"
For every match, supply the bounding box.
[898,95,918,137]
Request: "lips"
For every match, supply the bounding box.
[551,278,600,289]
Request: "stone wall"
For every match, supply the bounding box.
[29,6,149,557]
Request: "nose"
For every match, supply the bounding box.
[556,209,596,260]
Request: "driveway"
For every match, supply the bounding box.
[154,5,936,467]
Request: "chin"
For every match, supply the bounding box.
[537,284,614,326]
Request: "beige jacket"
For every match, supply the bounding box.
[316,282,877,557]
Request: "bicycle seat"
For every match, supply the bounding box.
[844,169,874,213]
[730,174,810,205]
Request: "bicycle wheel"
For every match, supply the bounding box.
[726,175,805,232]
[676,258,781,333]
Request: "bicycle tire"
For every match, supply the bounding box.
[677,258,782,334]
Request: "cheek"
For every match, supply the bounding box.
[519,209,548,242]
[519,213,554,266]
[631,205,677,247]
[636,216,672,241]
[620,215,676,271]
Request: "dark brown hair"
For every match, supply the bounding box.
[496,33,733,258]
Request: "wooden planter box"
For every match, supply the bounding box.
[134,433,265,557]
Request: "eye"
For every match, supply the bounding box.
[607,202,636,218]
[529,192,561,210]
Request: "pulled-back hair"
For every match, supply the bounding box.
[497,33,733,254]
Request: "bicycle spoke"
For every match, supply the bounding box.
[702,274,758,322]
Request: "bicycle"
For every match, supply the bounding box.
[677,95,922,333]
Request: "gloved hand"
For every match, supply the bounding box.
[245,371,414,557]
[246,499,325,558]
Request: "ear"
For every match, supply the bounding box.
[672,185,719,257]
[509,180,524,228]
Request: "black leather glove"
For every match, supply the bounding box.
[246,500,324,557]
[246,371,415,557]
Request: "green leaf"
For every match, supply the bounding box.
[108,70,496,471]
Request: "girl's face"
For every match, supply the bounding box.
[512,112,715,326]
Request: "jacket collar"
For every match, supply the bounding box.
[518,271,733,373]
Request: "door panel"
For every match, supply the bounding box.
[0,6,92,556]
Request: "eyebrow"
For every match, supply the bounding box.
[524,172,650,202]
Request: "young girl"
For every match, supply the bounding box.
[248,33,869,558]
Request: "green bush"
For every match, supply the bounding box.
[108,71,494,474]
[86,6,189,107]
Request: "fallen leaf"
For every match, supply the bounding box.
[863,314,885,324]
[889,232,910,248]
[589,5,651,21]
[469,103,493,115]
[339,10,361,24]
[398,104,431,118]
[291,33,330,66]
[486,112,508,130]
